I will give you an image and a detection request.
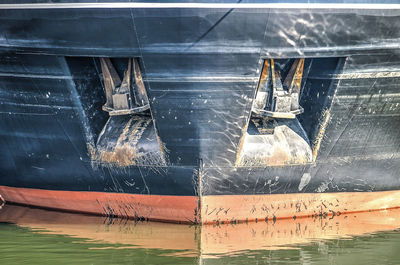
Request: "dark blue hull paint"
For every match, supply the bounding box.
[0,2,400,198]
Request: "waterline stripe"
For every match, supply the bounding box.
[0,3,399,10]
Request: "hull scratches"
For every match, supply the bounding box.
[2,186,400,224]
[0,186,198,224]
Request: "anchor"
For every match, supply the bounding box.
[252,58,305,119]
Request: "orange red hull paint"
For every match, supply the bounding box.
[2,185,400,224]
[0,186,198,223]
[201,191,400,224]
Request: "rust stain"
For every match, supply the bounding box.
[234,121,249,166]
[266,146,290,166]
[100,58,121,108]
[156,134,168,165]
[130,119,151,146]
[256,60,269,96]
[270,59,277,95]
[87,143,96,161]
[119,59,132,93]
[252,60,271,112]
[92,114,166,167]
[292,58,304,93]
[118,117,135,144]
[312,109,331,162]
[98,146,137,167]
[96,117,149,167]
[284,58,305,94]
[133,58,149,105]
[197,161,203,225]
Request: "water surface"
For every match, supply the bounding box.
[1,204,400,264]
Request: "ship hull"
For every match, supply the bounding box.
[2,186,400,224]
[1,1,400,223]
[0,186,198,223]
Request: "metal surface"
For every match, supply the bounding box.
[100,58,150,116]
[0,2,400,222]
[252,59,304,119]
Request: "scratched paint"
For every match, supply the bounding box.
[1,7,400,225]
[201,190,400,224]
[96,116,165,167]
[312,109,331,162]
[237,124,312,166]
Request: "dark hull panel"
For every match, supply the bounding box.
[0,1,400,223]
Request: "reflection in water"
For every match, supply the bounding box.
[1,204,400,264]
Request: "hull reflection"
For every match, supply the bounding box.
[1,204,400,258]
[0,204,198,256]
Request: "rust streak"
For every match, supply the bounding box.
[312,109,331,162]
[97,117,153,167]
[292,58,304,94]
[234,121,249,166]
[100,58,121,108]
[258,60,270,91]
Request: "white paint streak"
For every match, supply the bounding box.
[298,173,311,191]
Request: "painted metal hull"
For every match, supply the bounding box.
[0,1,400,223]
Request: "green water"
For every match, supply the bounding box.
[1,205,400,265]
[0,224,193,265]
